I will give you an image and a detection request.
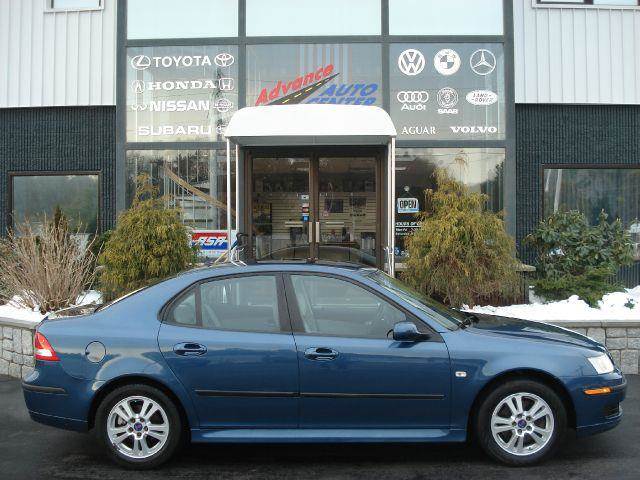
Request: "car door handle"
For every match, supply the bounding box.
[304,347,339,361]
[174,342,207,356]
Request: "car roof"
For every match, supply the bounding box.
[177,260,377,282]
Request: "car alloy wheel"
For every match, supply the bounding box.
[490,392,554,456]
[107,395,170,460]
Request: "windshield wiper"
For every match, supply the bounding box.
[459,311,480,329]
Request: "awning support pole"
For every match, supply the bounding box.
[226,139,232,258]
[390,137,396,276]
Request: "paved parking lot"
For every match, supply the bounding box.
[1,375,638,480]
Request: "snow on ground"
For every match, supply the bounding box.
[466,286,640,321]
[0,290,103,324]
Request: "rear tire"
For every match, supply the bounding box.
[475,379,567,466]
[95,384,182,469]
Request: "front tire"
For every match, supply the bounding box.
[475,380,567,466]
[95,384,182,469]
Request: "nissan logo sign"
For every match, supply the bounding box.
[396,91,429,103]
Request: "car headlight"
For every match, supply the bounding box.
[588,354,615,375]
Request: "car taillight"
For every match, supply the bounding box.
[34,332,59,361]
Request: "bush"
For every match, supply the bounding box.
[0,216,97,313]
[403,170,520,308]
[98,176,196,300]
[525,210,634,306]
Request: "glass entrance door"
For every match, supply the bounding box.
[252,157,311,261]
[316,157,378,266]
[250,154,379,267]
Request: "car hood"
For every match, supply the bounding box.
[467,313,604,351]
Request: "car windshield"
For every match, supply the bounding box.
[364,270,465,330]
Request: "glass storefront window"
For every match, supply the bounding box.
[389,0,504,36]
[394,148,505,260]
[126,45,238,142]
[543,168,640,260]
[246,44,382,107]
[390,43,505,140]
[125,150,235,232]
[127,0,238,39]
[11,174,99,233]
[246,0,381,36]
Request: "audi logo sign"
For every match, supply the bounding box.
[396,91,429,103]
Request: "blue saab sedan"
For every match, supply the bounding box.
[22,262,626,469]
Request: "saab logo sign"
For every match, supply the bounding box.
[466,90,498,106]
[191,231,228,251]
[397,198,419,214]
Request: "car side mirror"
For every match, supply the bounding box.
[392,321,430,342]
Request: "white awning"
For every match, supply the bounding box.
[224,105,397,146]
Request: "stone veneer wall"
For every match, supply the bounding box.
[1,317,639,379]
[0,318,35,379]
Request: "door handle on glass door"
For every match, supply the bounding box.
[315,221,320,243]
[304,347,339,361]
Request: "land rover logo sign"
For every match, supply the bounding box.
[433,49,461,76]
[397,198,419,214]
[466,90,498,106]
[130,54,151,70]
[398,49,426,76]
[214,53,235,67]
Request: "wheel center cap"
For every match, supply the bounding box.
[517,419,527,428]
[133,422,143,432]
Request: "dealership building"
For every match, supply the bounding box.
[0,0,638,283]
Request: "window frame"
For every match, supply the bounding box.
[8,170,102,233]
[535,0,640,9]
[283,272,441,341]
[45,0,104,13]
[162,272,293,334]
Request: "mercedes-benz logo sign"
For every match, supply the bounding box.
[130,55,151,70]
[434,49,461,76]
[470,49,496,76]
[214,53,235,68]
[214,98,233,113]
[437,87,458,108]
[131,80,145,94]
[396,91,429,104]
[398,49,425,76]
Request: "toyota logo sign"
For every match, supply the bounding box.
[214,53,235,67]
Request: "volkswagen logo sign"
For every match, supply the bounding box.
[470,49,496,76]
[130,55,151,71]
[397,49,425,76]
[433,49,461,76]
[437,88,458,108]
[396,91,429,104]
[214,53,235,68]
[214,98,233,113]
[218,77,235,91]
[131,80,145,94]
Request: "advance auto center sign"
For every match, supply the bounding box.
[247,44,382,107]
[126,46,239,142]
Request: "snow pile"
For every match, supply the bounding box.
[0,290,103,324]
[466,286,640,321]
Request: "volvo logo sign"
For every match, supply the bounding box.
[470,49,496,76]
[214,52,235,67]
[130,55,151,71]
[397,49,425,76]
[433,49,461,76]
